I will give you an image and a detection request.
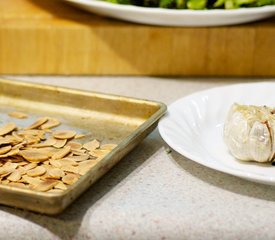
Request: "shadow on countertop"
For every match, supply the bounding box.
[0,130,163,239]
[171,150,275,202]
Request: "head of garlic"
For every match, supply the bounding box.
[224,103,275,163]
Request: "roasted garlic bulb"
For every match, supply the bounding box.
[224,103,275,163]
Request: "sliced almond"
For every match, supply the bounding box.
[40,118,60,130]
[1,179,10,185]
[0,145,12,155]
[0,123,17,136]
[27,166,46,177]
[66,141,82,151]
[12,141,27,150]
[17,166,27,175]
[31,179,58,192]
[26,117,48,130]
[89,149,109,158]
[21,175,43,185]
[74,134,85,139]
[58,158,78,166]
[64,154,89,162]
[83,139,100,152]
[20,149,49,162]
[12,132,24,142]
[0,148,19,158]
[31,138,57,148]
[54,181,67,190]
[23,162,37,171]
[24,135,40,145]
[47,168,65,179]
[49,159,62,168]
[72,149,87,155]
[7,170,21,182]
[62,173,79,185]
[78,160,97,175]
[51,146,71,160]
[60,165,79,174]
[8,111,28,119]
[53,130,76,140]
[53,139,67,148]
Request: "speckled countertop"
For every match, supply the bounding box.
[1,76,275,240]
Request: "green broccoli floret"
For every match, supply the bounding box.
[187,0,207,9]
[159,0,176,8]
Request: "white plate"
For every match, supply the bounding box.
[64,0,275,26]
[158,82,275,185]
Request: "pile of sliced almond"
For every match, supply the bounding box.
[0,112,117,193]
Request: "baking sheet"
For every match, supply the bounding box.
[0,78,166,214]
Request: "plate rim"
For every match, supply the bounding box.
[158,81,275,185]
[64,0,275,15]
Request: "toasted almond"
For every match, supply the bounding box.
[49,159,62,168]
[31,138,57,148]
[60,165,79,174]
[38,147,59,157]
[53,139,67,148]
[31,179,58,192]
[62,173,78,185]
[0,138,12,146]
[27,166,46,177]
[7,170,21,182]
[0,123,17,136]
[23,162,37,171]
[20,149,49,162]
[21,175,43,185]
[47,168,65,179]
[78,160,96,175]
[89,149,109,158]
[72,149,87,155]
[19,129,41,136]
[53,130,76,140]
[12,141,27,149]
[66,141,82,151]
[26,117,48,130]
[64,155,89,162]
[24,135,40,145]
[12,132,24,142]
[15,160,28,166]
[54,181,67,190]
[1,179,10,185]
[74,134,85,139]
[51,146,71,160]
[0,148,19,158]
[58,158,78,166]
[17,166,27,175]
[83,139,100,152]
[0,145,12,155]
[40,118,60,130]
[8,111,28,119]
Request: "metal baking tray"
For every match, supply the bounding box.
[0,78,166,214]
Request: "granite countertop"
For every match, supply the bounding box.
[2,76,275,240]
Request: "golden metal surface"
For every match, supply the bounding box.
[0,78,166,214]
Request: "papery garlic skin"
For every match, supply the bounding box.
[224,104,275,163]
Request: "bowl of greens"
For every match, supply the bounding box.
[64,0,275,26]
